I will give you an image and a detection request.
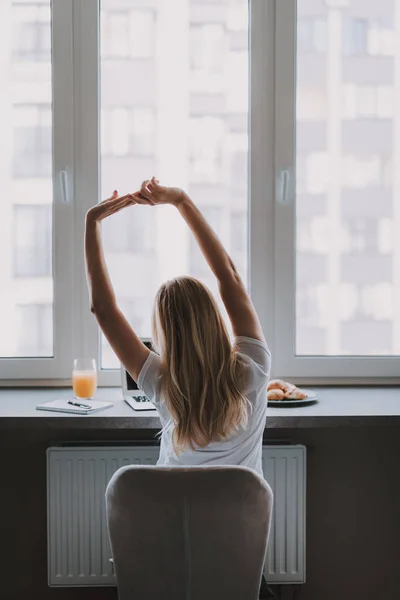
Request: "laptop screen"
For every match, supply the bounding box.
[126,370,139,391]
[125,340,153,391]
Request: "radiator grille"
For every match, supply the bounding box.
[47,445,305,586]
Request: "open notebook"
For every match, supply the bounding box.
[36,399,114,415]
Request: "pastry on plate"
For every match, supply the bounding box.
[267,389,285,401]
[268,379,290,392]
[284,387,308,400]
[267,379,308,400]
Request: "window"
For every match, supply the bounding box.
[101,108,156,157]
[13,105,52,178]
[343,18,395,57]
[1,1,53,363]
[12,3,51,61]
[275,0,400,377]
[343,19,369,55]
[101,9,155,59]
[190,25,224,72]
[189,117,225,184]
[297,19,327,54]
[102,207,155,254]
[0,0,72,375]
[14,205,52,277]
[3,0,399,382]
[99,0,249,370]
[16,304,53,357]
[343,85,394,120]
[342,155,384,189]
[368,21,395,57]
[298,10,397,356]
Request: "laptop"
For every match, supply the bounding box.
[121,341,157,412]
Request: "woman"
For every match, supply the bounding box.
[85,176,270,472]
[85,178,273,597]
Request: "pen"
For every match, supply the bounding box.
[68,400,92,409]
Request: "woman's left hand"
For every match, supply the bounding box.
[86,190,140,223]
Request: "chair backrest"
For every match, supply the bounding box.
[106,465,273,600]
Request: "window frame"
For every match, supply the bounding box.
[0,0,74,380]
[74,0,271,387]
[274,0,400,380]
[2,0,400,385]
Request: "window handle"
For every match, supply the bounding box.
[279,169,290,204]
[60,170,69,203]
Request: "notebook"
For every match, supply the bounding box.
[36,399,114,415]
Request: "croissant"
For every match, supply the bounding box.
[267,389,285,401]
[268,379,291,392]
[267,379,308,400]
[284,387,307,400]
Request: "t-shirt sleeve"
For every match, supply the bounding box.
[235,336,271,396]
[137,351,163,405]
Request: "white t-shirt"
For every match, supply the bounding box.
[137,336,271,478]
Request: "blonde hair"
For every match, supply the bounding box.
[152,276,249,453]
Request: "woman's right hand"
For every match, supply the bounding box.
[134,177,186,207]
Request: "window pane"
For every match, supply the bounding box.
[14,205,52,277]
[16,304,53,356]
[100,0,249,368]
[296,0,399,356]
[0,0,53,358]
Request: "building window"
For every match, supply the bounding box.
[103,207,155,254]
[342,19,394,57]
[101,108,155,157]
[14,205,52,277]
[297,19,327,54]
[16,304,53,357]
[342,155,384,189]
[368,21,395,57]
[189,24,226,94]
[343,19,369,55]
[343,85,394,120]
[12,3,51,62]
[189,117,224,184]
[101,10,155,59]
[190,24,224,72]
[305,152,330,195]
[13,105,52,178]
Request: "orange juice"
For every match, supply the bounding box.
[72,370,97,399]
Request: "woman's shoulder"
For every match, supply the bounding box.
[233,337,271,396]
[137,351,164,404]
[234,336,271,368]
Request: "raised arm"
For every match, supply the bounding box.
[136,178,265,342]
[84,191,150,381]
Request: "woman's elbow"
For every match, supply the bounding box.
[90,301,111,320]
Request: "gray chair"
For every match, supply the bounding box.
[106,465,273,600]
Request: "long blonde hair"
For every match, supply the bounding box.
[152,276,249,453]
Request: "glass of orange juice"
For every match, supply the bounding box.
[72,358,97,399]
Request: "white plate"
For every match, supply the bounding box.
[267,390,318,407]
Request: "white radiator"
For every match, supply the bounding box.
[47,445,306,586]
